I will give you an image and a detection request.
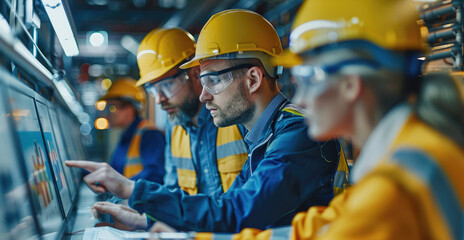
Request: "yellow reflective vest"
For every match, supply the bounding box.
[197,114,464,240]
[170,124,248,195]
[123,120,156,178]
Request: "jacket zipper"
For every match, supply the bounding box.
[249,133,273,176]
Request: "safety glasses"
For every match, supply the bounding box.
[291,58,380,87]
[199,64,254,95]
[144,70,189,99]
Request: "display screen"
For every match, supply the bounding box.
[49,108,77,202]
[36,101,73,217]
[7,88,63,237]
[0,87,39,240]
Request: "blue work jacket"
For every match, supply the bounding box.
[129,94,340,232]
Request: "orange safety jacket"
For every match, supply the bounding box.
[197,112,464,240]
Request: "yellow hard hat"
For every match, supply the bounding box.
[136,28,196,87]
[275,0,428,67]
[100,77,146,110]
[180,9,283,76]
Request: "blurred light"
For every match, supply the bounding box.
[175,0,187,9]
[87,0,108,5]
[101,78,112,90]
[89,32,105,47]
[120,34,139,56]
[109,105,117,113]
[88,31,107,48]
[80,123,92,135]
[78,112,90,123]
[41,0,79,56]
[95,100,107,111]
[418,57,426,60]
[158,0,173,8]
[89,64,103,77]
[132,0,146,8]
[95,117,109,130]
[104,51,116,63]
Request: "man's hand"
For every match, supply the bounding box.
[92,201,148,231]
[65,160,135,199]
[149,221,177,233]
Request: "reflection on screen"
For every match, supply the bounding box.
[8,89,62,236]
[0,88,39,240]
[37,102,72,217]
[56,109,84,185]
[49,108,77,201]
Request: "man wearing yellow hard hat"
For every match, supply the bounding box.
[67,10,348,232]
[135,28,247,196]
[99,77,165,183]
[189,0,464,239]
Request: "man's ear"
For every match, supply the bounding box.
[189,66,201,80]
[189,66,202,91]
[246,66,264,94]
[340,74,362,102]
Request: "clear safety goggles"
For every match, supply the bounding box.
[199,64,254,95]
[144,70,189,99]
[291,58,380,90]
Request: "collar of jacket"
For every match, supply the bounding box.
[245,93,288,150]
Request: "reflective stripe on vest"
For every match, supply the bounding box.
[124,120,155,178]
[171,125,248,195]
[391,149,463,240]
[282,105,349,195]
[333,141,350,195]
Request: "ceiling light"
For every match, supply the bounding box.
[41,0,79,56]
[88,31,107,48]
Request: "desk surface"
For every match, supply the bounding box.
[64,184,99,240]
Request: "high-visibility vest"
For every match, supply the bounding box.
[333,143,349,195]
[123,120,156,178]
[170,125,248,195]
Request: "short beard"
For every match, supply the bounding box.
[168,93,201,126]
[214,84,255,127]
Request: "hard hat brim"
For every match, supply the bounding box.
[136,68,169,87]
[179,56,202,69]
[272,50,303,68]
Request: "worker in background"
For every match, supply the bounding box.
[187,0,464,239]
[100,78,165,183]
[67,9,348,233]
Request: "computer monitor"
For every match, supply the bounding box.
[35,97,73,218]
[7,86,63,239]
[48,107,78,202]
[56,108,84,186]
[0,69,40,240]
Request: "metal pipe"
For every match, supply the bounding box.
[420,0,452,12]
[421,5,455,22]
[454,0,463,70]
[427,19,456,31]
[427,29,456,43]
[428,50,453,61]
